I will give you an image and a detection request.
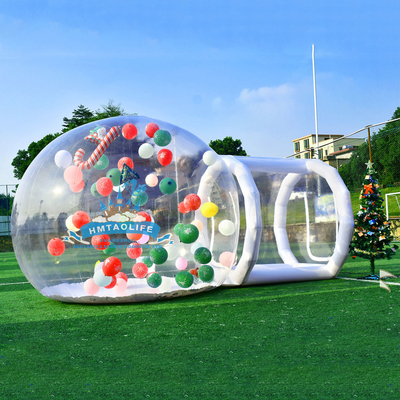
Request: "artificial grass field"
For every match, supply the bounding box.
[1,251,400,399]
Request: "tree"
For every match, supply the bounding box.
[12,101,130,180]
[0,193,13,216]
[209,136,248,156]
[349,162,398,276]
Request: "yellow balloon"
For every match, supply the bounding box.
[201,202,219,218]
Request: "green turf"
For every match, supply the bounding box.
[1,252,400,399]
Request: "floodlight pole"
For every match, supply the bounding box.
[312,44,319,160]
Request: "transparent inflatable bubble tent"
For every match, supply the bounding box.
[11,116,354,303]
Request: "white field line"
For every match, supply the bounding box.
[337,277,400,286]
[0,281,30,286]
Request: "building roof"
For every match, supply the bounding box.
[292,134,344,142]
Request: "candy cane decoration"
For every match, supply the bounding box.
[74,126,121,170]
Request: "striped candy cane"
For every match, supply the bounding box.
[74,126,121,170]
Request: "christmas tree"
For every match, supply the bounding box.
[349,161,398,276]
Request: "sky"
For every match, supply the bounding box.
[1,0,400,185]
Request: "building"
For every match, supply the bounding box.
[292,134,365,168]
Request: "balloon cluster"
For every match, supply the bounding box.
[26,116,239,302]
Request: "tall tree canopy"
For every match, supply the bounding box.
[339,107,400,189]
[12,101,129,180]
[209,136,248,156]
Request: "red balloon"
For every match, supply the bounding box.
[72,211,90,229]
[145,122,159,138]
[47,238,65,256]
[122,123,137,140]
[91,234,110,250]
[126,233,143,241]
[96,177,114,196]
[103,257,122,276]
[184,194,201,211]
[157,149,173,167]
[104,275,117,289]
[178,202,189,214]
[118,157,134,171]
[116,271,128,282]
[138,211,152,222]
[126,243,143,259]
[132,262,148,279]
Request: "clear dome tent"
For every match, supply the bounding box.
[11,116,354,303]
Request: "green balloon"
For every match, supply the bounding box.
[91,182,103,198]
[154,130,171,146]
[198,265,214,283]
[159,178,176,195]
[142,256,154,268]
[150,247,168,264]
[175,271,194,288]
[131,191,148,206]
[194,247,212,264]
[94,154,109,170]
[179,224,199,244]
[174,223,184,236]
[147,273,162,288]
[103,242,116,256]
[106,168,122,186]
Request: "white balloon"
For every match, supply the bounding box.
[55,150,72,169]
[203,150,218,166]
[218,220,236,236]
[145,174,158,187]
[139,143,154,159]
[66,215,79,232]
[93,270,112,287]
[94,262,104,273]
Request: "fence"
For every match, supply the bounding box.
[0,184,16,252]
[286,117,400,189]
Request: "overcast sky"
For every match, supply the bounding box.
[1,0,400,185]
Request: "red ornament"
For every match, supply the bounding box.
[96,177,114,196]
[102,257,122,276]
[117,157,134,171]
[178,202,189,214]
[91,234,110,250]
[104,275,117,289]
[116,271,128,282]
[157,149,173,167]
[127,243,143,259]
[47,238,65,256]
[132,262,149,278]
[72,211,90,229]
[190,268,199,278]
[122,123,137,140]
[183,194,201,211]
[145,122,159,138]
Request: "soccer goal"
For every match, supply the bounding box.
[385,192,400,220]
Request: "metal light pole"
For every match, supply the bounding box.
[312,44,319,160]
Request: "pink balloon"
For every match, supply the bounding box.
[64,166,83,185]
[70,180,85,193]
[137,235,149,244]
[84,278,100,295]
[219,251,237,268]
[175,257,188,271]
[114,278,128,295]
